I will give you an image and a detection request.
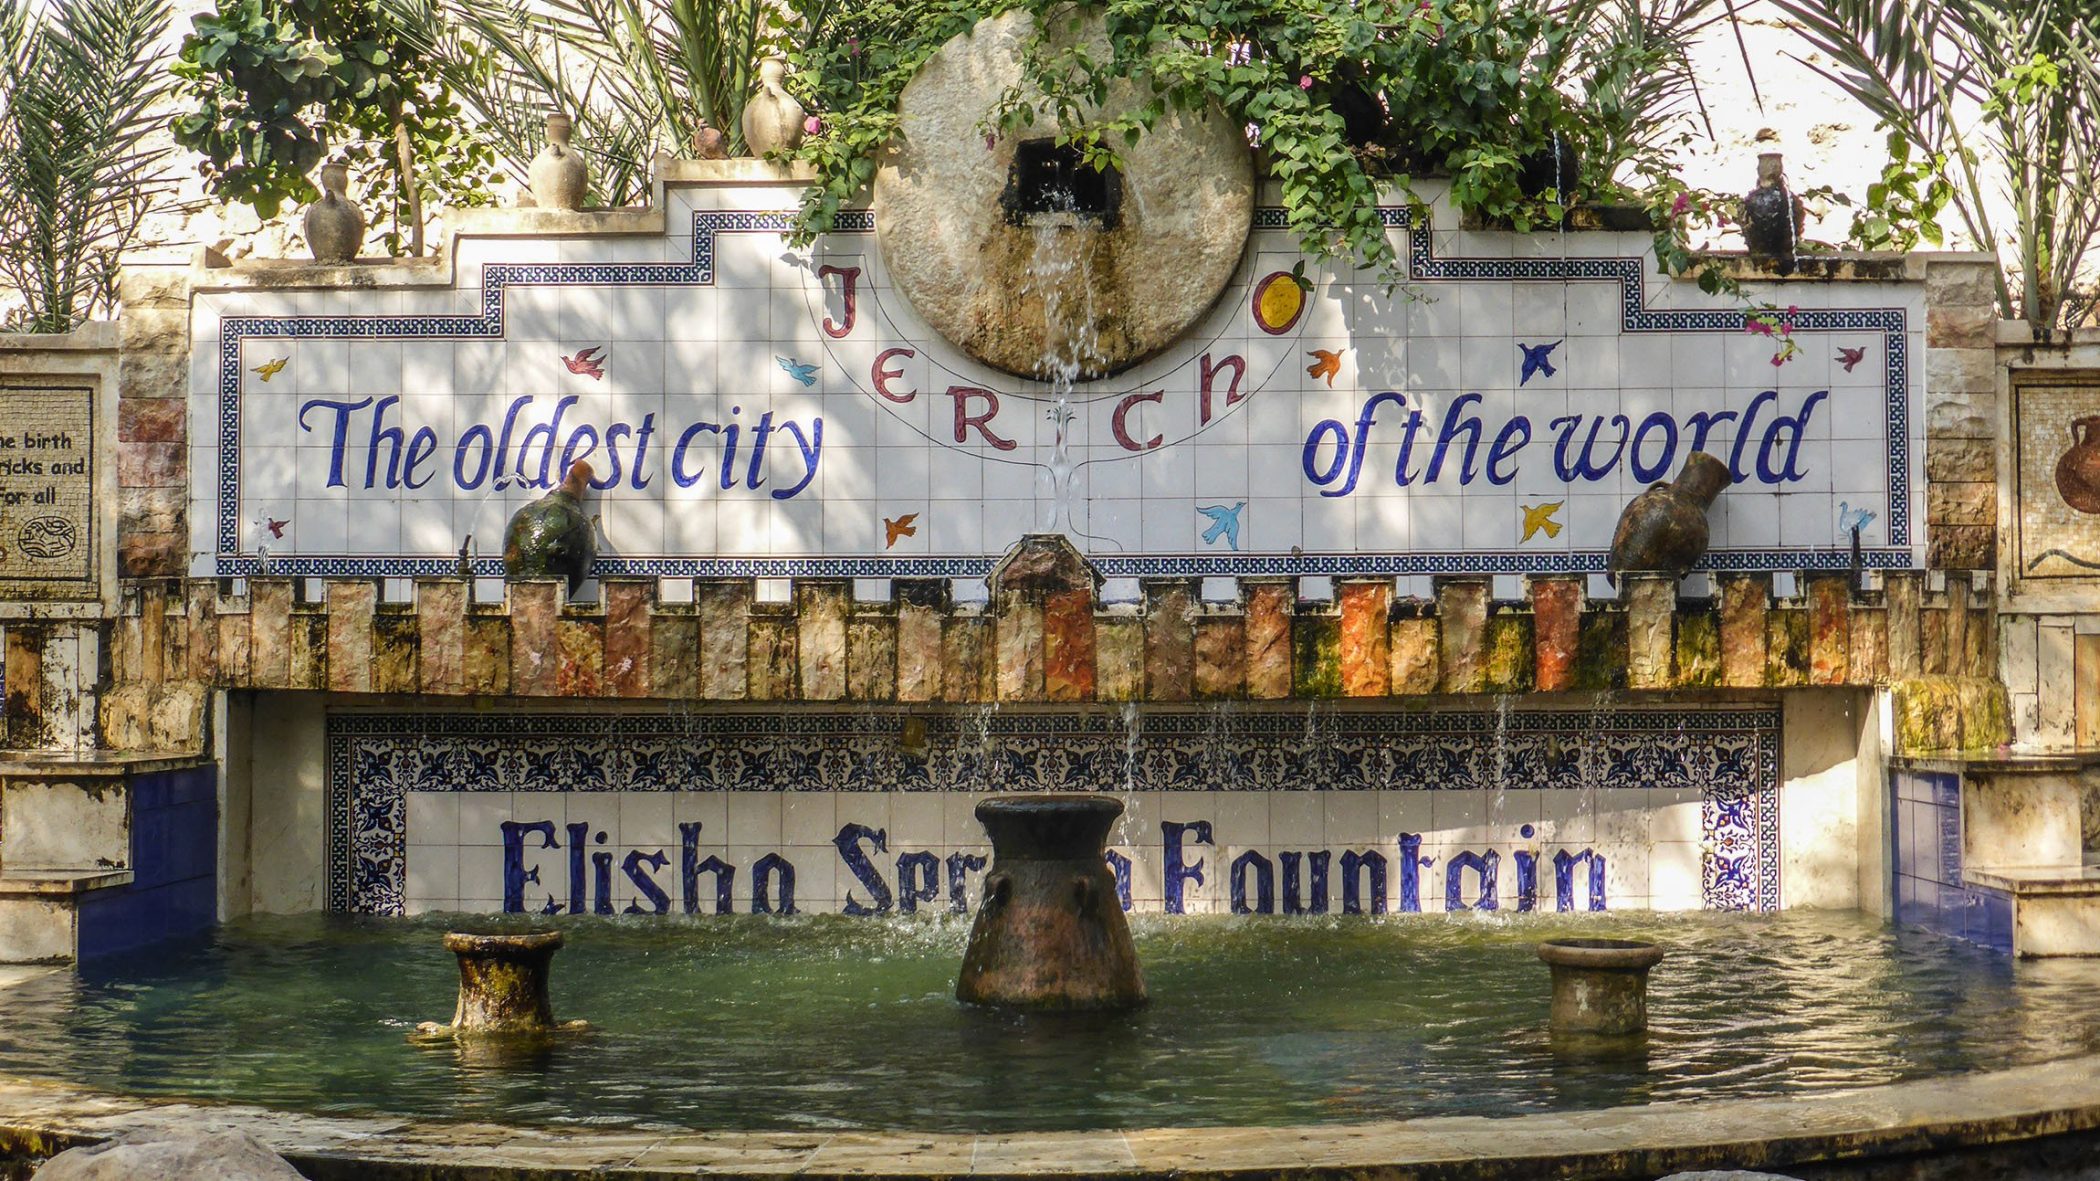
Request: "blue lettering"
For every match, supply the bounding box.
[1281,850,1329,914]
[295,396,372,488]
[946,851,987,913]
[1162,820,1213,914]
[672,422,719,488]
[835,823,893,915]
[1104,849,1134,911]
[1756,389,1827,483]
[679,821,735,914]
[1426,392,1484,483]
[771,418,822,499]
[1629,411,1679,483]
[500,820,557,913]
[454,424,494,490]
[1230,850,1275,914]
[1303,420,1350,491]
[1340,850,1387,914]
[491,394,534,489]
[1551,413,1630,481]
[896,851,941,913]
[751,852,797,915]
[1446,849,1500,911]
[1485,416,1530,486]
[1398,832,1432,913]
[622,849,671,914]
[1554,848,1608,911]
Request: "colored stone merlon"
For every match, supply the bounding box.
[49,565,2008,755]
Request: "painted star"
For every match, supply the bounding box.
[1518,339,1563,386]
[251,356,288,382]
[1197,502,1246,551]
[1306,348,1345,387]
[1520,500,1564,541]
[777,356,818,387]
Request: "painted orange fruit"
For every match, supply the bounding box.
[1251,271,1306,335]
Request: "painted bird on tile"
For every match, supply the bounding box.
[1836,346,1868,373]
[251,356,288,383]
[1518,339,1563,386]
[1306,348,1345,387]
[777,355,818,387]
[1519,500,1564,541]
[1837,501,1877,536]
[1197,502,1246,551]
[883,512,919,548]
[562,346,605,380]
[264,516,289,539]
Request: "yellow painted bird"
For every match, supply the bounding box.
[884,512,919,549]
[1306,348,1344,387]
[251,356,288,382]
[1520,500,1564,542]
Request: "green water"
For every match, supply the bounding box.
[1,912,2096,1134]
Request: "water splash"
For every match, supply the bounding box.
[1020,199,1107,537]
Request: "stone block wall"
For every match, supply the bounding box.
[91,558,2003,756]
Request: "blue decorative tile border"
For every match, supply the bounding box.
[211,202,1911,578]
[326,706,1781,916]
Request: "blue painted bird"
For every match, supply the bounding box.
[1518,339,1563,386]
[777,355,818,386]
[1197,502,1246,551]
[1837,501,1877,536]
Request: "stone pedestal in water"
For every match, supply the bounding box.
[1537,938,1665,1036]
[957,795,1146,1011]
[423,930,578,1037]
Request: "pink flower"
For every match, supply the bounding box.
[1299,75,1314,90]
[1669,192,1691,217]
[1770,353,1785,367]
[984,133,996,151]
[804,115,823,136]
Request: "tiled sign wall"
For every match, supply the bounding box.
[190,184,1924,583]
[328,707,1781,917]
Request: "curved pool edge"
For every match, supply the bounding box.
[3,1054,2100,1179]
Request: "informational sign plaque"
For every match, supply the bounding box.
[0,386,94,596]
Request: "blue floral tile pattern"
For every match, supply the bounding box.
[329,706,1780,916]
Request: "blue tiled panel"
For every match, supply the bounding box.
[78,765,218,961]
[1889,769,2012,954]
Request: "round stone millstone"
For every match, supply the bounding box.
[873,10,1254,380]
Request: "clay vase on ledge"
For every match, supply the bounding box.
[1607,451,1729,580]
[957,794,1146,1012]
[741,56,806,157]
[528,113,589,211]
[303,162,364,263]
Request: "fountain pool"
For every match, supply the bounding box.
[3,912,2095,1136]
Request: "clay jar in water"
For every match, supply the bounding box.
[2055,416,2100,514]
[956,794,1146,1011]
[1607,451,1730,578]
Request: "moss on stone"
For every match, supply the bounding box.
[1292,616,1342,698]
[1675,611,1721,688]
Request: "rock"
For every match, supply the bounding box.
[873,9,1252,380]
[35,1126,304,1180]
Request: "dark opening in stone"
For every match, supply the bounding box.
[1001,139,1121,229]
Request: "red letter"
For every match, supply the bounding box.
[948,386,1017,451]
[872,348,917,403]
[818,265,860,338]
[1199,353,1246,425]
[1112,390,1165,451]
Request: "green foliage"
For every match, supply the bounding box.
[784,0,1734,289]
[385,0,784,209]
[1764,0,2100,333]
[1846,126,1951,253]
[171,0,499,254]
[0,0,177,332]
